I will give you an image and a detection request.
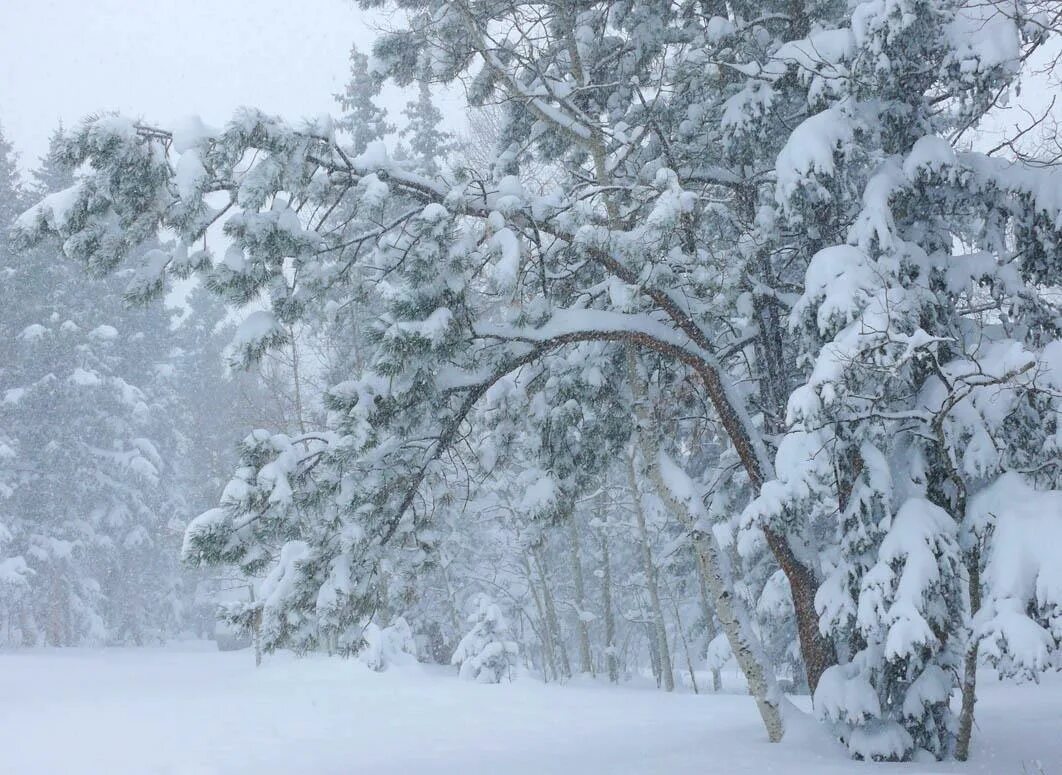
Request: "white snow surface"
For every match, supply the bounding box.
[1,643,1060,774]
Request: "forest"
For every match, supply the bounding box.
[2,0,1062,771]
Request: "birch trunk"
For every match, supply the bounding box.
[693,530,783,741]
[625,446,675,692]
[522,554,558,682]
[626,347,782,740]
[599,511,620,684]
[534,545,572,680]
[694,547,723,692]
[671,593,699,694]
[567,509,594,675]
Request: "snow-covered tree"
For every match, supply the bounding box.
[742,0,1062,760]
[359,616,418,671]
[0,130,239,645]
[452,594,518,683]
[397,79,454,177]
[336,45,394,158]
[15,0,1062,759]
[0,123,30,642]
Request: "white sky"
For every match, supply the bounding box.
[0,0,432,169]
[1,1,1057,170]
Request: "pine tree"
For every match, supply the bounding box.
[398,79,453,177]
[336,45,394,157]
[743,0,1061,760]
[2,130,188,645]
[452,594,518,683]
[0,121,31,644]
[15,0,1061,758]
[0,122,23,229]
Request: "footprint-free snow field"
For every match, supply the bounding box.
[1,642,1059,774]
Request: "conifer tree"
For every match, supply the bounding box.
[16,0,1062,758]
[399,79,453,177]
[2,130,185,644]
[452,594,518,683]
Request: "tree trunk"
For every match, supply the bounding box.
[626,446,674,692]
[694,547,723,691]
[288,326,308,435]
[249,585,263,668]
[626,347,781,738]
[760,527,835,694]
[671,593,699,694]
[534,545,571,680]
[523,554,558,682]
[438,558,464,643]
[48,573,58,646]
[658,468,785,739]
[375,570,391,628]
[567,509,594,675]
[488,41,838,696]
[599,517,620,684]
[956,543,982,761]
[694,531,783,741]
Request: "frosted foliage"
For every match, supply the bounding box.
[1,121,254,646]
[11,0,1062,762]
[451,596,518,684]
[359,617,417,671]
[969,474,1062,679]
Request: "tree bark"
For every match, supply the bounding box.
[600,528,620,683]
[626,348,781,738]
[693,531,784,741]
[625,446,674,692]
[533,545,571,680]
[566,509,594,675]
[694,547,723,692]
[760,527,836,695]
[597,489,620,683]
[956,543,982,761]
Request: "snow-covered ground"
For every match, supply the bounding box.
[1,642,1059,774]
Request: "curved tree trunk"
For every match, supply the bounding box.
[692,529,783,741]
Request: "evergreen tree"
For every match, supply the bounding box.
[16,0,1062,759]
[0,121,31,643]
[0,122,23,228]
[336,45,394,157]
[398,79,453,177]
[2,131,186,644]
[452,594,518,683]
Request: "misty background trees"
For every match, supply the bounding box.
[4,0,1062,764]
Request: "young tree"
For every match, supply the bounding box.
[452,594,519,683]
[398,79,454,177]
[742,2,1062,759]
